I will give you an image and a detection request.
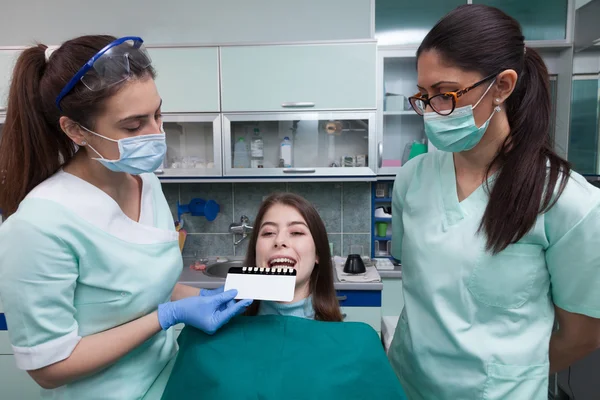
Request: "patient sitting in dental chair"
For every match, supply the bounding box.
[161,193,407,399]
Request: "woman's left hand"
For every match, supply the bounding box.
[158,288,252,334]
[200,286,234,311]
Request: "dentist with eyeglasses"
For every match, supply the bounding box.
[388,5,600,400]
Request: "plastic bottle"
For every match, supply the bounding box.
[233,137,250,168]
[280,136,292,168]
[250,128,264,168]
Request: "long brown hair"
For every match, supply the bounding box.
[244,193,343,322]
[418,5,570,253]
[0,35,156,217]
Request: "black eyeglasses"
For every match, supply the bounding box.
[409,73,497,116]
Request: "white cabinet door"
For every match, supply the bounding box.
[0,356,41,400]
[0,50,21,111]
[148,47,220,113]
[377,48,428,177]
[382,278,404,317]
[221,43,376,112]
[341,306,382,333]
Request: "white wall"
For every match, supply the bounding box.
[0,0,372,47]
[576,0,593,8]
[573,50,600,74]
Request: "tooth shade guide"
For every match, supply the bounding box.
[224,266,296,302]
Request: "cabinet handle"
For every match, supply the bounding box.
[283,168,315,173]
[336,295,348,301]
[378,141,383,169]
[342,313,347,320]
[281,102,315,108]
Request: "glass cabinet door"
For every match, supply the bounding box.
[377,50,427,176]
[549,75,558,143]
[473,0,568,41]
[156,114,222,179]
[375,0,466,46]
[223,112,376,177]
[569,76,600,175]
[0,119,3,222]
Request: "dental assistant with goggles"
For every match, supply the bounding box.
[0,35,251,399]
[389,5,600,400]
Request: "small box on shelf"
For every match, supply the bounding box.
[375,240,391,258]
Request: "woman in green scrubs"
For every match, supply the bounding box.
[389,5,600,399]
[0,35,250,399]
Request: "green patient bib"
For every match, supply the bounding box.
[162,315,407,399]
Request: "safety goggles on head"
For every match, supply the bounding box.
[55,36,152,111]
[409,73,498,117]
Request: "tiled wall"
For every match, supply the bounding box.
[162,182,372,259]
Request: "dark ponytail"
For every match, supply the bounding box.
[0,35,155,217]
[418,5,570,253]
[0,45,76,217]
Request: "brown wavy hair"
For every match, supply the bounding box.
[244,193,343,322]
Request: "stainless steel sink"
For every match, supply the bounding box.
[203,260,245,278]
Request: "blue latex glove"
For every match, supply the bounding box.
[200,286,227,297]
[200,286,235,313]
[158,288,252,335]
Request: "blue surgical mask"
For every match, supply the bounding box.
[424,81,501,153]
[81,125,167,175]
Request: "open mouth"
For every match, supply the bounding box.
[268,257,297,269]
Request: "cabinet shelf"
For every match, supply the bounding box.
[374,217,392,222]
[383,110,417,116]
[374,236,392,241]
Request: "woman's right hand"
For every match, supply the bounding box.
[157,289,252,335]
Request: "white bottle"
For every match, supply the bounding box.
[250,128,264,168]
[280,136,292,168]
[233,137,250,168]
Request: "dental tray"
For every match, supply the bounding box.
[224,266,297,302]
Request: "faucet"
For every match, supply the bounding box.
[229,215,253,245]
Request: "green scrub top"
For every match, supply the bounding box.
[0,171,182,399]
[389,150,600,400]
[162,315,408,399]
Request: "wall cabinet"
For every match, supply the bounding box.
[148,47,220,113]
[220,43,377,112]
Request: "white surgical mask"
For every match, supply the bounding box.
[80,125,167,175]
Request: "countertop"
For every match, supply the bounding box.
[378,265,402,279]
[178,257,384,291]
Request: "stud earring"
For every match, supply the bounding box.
[81,140,87,146]
[495,98,501,104]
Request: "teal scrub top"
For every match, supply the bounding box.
[389,150,600,400]
[0,170,182,400]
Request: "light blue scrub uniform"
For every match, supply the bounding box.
[389,150,600,400]
[0,170,182,399]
